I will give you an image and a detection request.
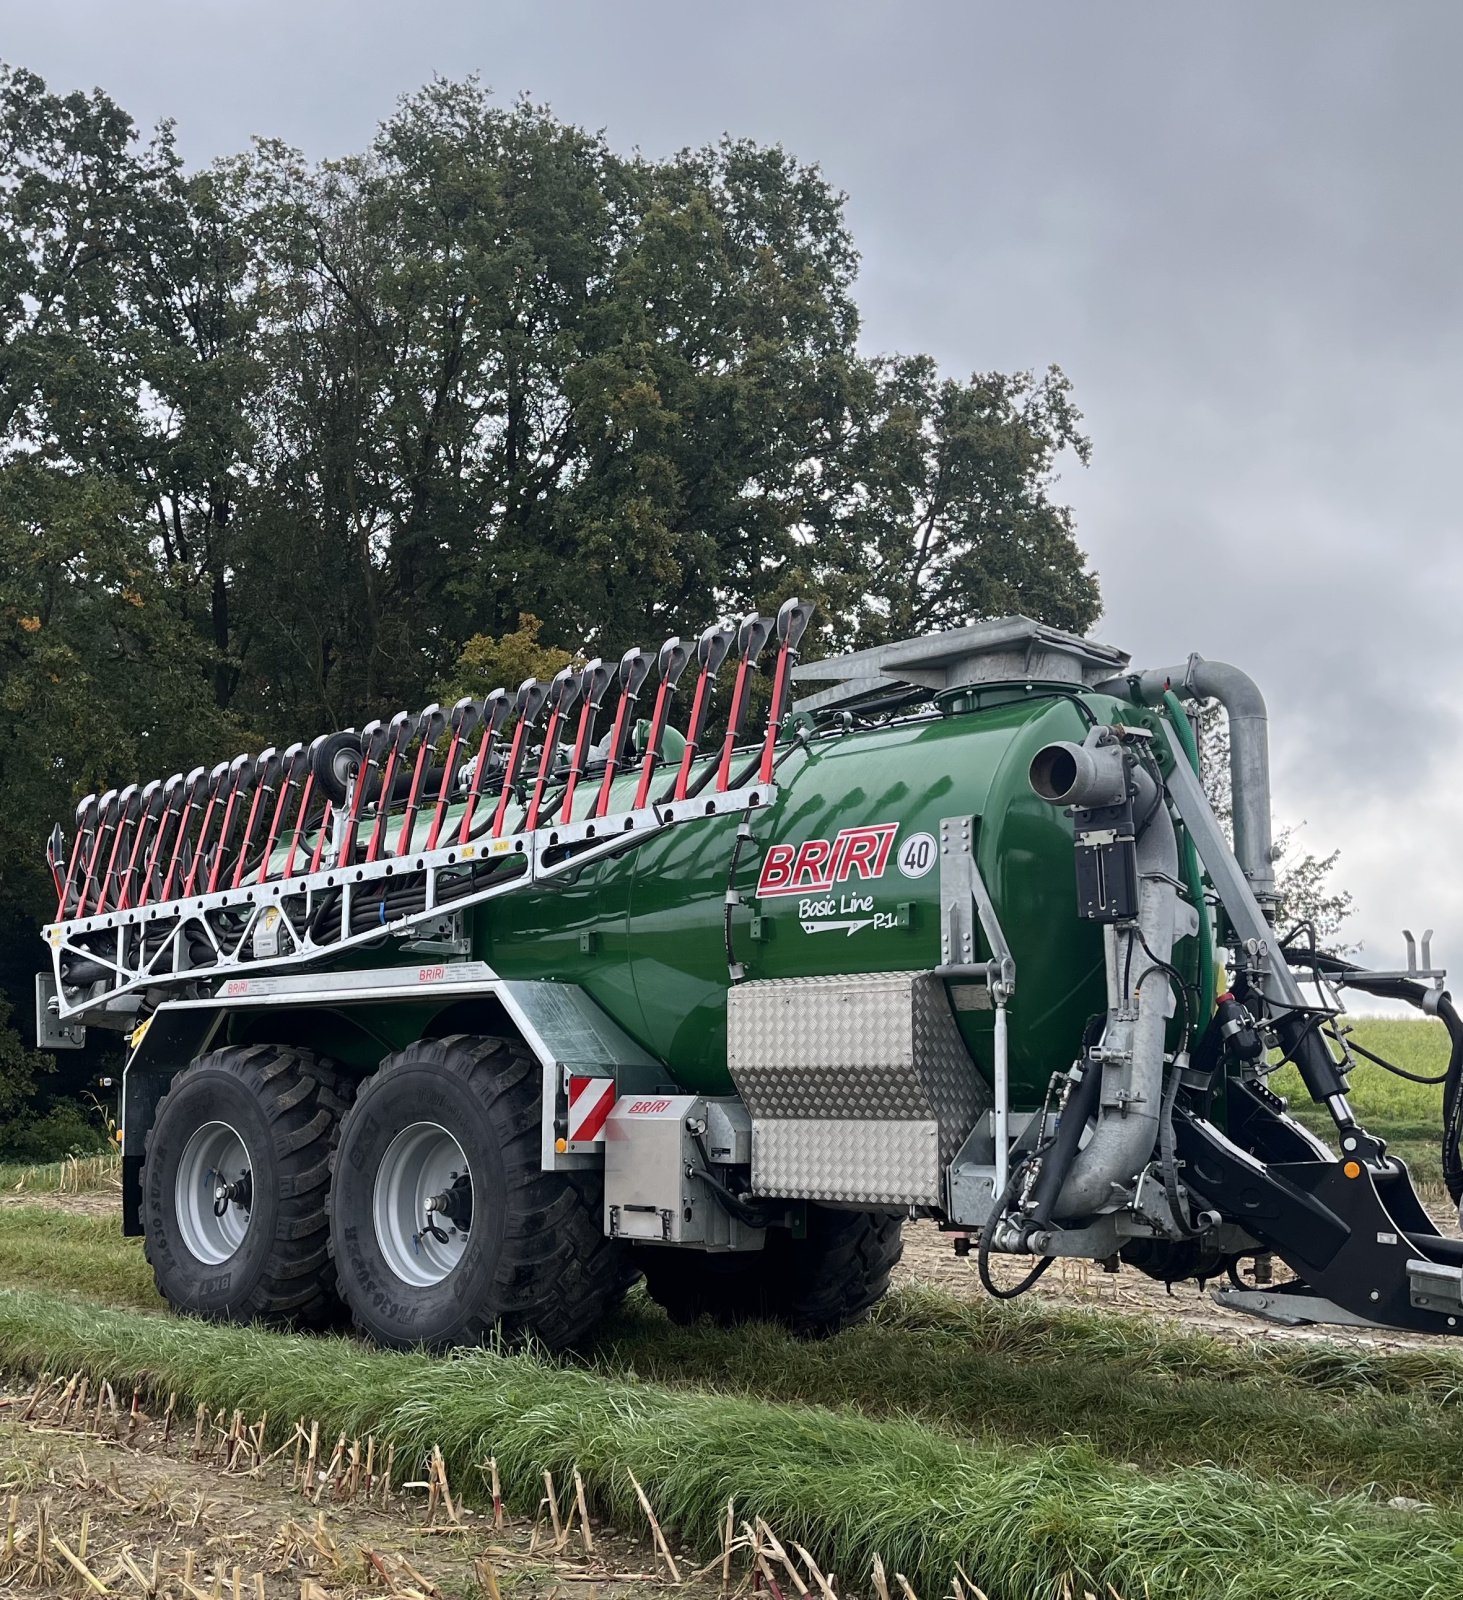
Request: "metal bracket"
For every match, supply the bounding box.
[935,815,1018,1198]
[401,912,471,956]
[34,973,85,1049]
[1409,1257,1463,1318]
[1212,1285,1390,1330]
[45,779,774,1027]
[1358,928,1448,989]
[935,816,1016,1000]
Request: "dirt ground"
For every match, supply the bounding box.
[0,1185,121,1218]
[0,1379,709,1600]
[893,1216,1458,1353]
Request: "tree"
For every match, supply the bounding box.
[0,66,269,715]
[814,358,1100,649]
[440,615,576,703]
[0,64,1107,1147]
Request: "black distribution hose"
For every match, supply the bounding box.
[339,859,524,939]
[977,1149,1057,1300]
[1158,1064,1197,1237]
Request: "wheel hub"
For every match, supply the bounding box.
[213,1168,253,1217]
[373,1122,472,1287]
[176,1120,253,1265]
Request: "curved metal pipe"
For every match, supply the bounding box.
[1095,657,1275,909]
[1052,762,1179,1219]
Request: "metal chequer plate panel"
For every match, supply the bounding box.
[727,971,990,1206]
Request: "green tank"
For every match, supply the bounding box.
[479,685,1157,1108]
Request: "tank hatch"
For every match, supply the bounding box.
[791,615,1129,714]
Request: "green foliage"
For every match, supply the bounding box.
[440,615,577,703]
[0,989,110,1160]
[0,996,39,1123]
[822,359,1101,647]
[0,1100,111,1163]
[0,60,1104,1133]
[1,62,1098,742]
[3,1286,1463,1598]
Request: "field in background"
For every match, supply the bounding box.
[1271,1016,1451,1190]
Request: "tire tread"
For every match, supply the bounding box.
[142,1044,352,1328]
[329,1033,632,1350]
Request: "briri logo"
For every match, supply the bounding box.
[756,824,899,898]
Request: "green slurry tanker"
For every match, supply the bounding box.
[36,605,1463,1346]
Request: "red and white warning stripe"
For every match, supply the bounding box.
[567,1075,616,1143]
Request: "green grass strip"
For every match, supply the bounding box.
[8,1206,1463,1504]
[0,1292,1460,1600]
[594,1294,1463,1501]
[868,1285,1463,1402]
[14,1203,1463,1404]
[0,1206,155,1309]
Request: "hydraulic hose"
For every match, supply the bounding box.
[1161,689,1216,1042]
[978,1149,1056,1300]
[1024,1054,1102,1228]
[1283,948,1463,1203]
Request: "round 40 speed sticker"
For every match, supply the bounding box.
[896,831,937,879]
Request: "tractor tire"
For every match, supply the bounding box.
[142,1044,351,1327]
[638,1206,904,1336]
[328,1033,631,1351]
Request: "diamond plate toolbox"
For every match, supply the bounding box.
[727,971,990,1206]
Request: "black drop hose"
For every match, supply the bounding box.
[1025,1055,1102,1228]
[1158,1063,1197,1237]
[977,1148,1057,1300]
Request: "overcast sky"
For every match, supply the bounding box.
[10,1,1462,990]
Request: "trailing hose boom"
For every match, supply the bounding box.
[34,610,1463,1347]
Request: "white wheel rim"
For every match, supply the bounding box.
[372,1122,472,1287]
[176,1120,252,1265]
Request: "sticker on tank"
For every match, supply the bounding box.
[755,823,898,897]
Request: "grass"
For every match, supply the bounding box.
[1270,1016,1451,1189]
[0,1205,154,1309]
[8,1205,1463,1503]
[2,1287,1463,1600]
[0,1149,121,1194]
[589,1291,1463,1502]
[0,1018,1454,1594]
